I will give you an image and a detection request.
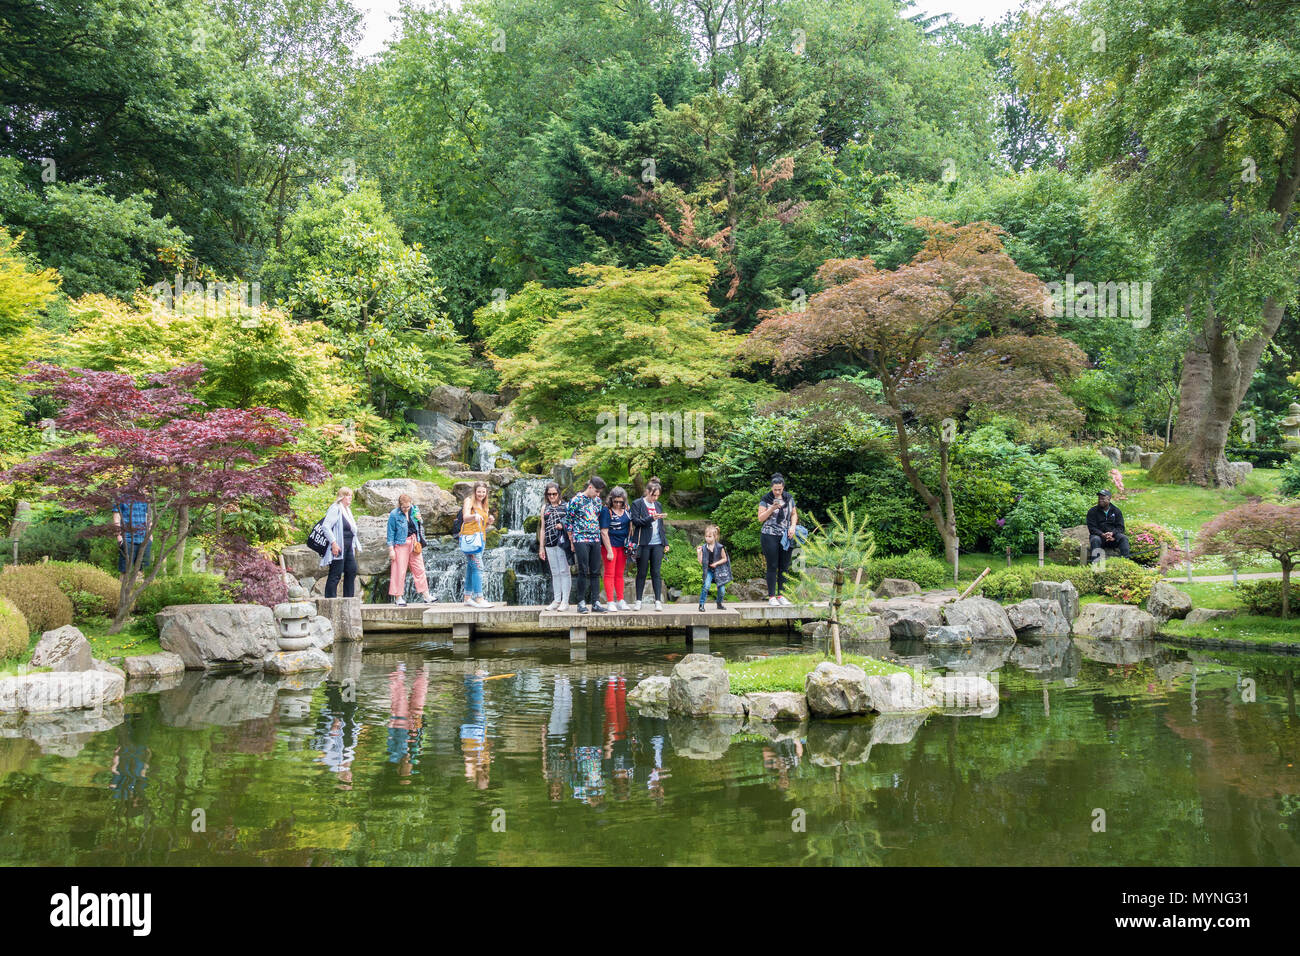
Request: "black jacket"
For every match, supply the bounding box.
[1086,503,1125,538]
[628,497,670,547]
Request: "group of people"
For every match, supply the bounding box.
[315,472,804,611]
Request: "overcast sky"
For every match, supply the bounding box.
[351,0,1030,58]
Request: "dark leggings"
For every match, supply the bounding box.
[573,541,604,605]
[325,545,358,598]
[761,532,791,597]
[635,543,665,601]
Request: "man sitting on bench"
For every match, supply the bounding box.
[1086,490,1129,563]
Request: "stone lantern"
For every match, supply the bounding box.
[1282,403,1300,449]
[273,601,317,651]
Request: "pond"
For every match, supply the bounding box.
[1,634,1297,866]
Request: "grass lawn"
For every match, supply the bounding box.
[726,652,906,695]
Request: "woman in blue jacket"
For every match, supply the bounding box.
[386,493,431,607]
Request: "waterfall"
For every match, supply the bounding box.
[467,421,512,471]
[501,476,551,532]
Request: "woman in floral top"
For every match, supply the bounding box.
[565,475,607,613]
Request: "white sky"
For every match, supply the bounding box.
[351,0,1029,58]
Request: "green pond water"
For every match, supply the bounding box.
[1,633,1298,866]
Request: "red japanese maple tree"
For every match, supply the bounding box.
[748,220,1087,563]
[1197,503,1300,618]
[3,363,329,631]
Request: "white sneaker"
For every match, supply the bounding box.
[557,603,569,612]
[475,597,492,609]
[768,596,780,606]
[546,601,560,611]
[394,597,407,607]
[617,600,630,611]
[655,601,663,612]
[777,595,792,606]
[465,597,478,607]
[632,601,642,611]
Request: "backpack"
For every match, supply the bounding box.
[451,510,465,536]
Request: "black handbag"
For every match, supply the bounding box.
[306,518,330,557]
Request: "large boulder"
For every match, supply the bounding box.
[468,391,502,421]
[30,626,93,673]
[874,598,945,638]
[354,515,395,575]
[1138,451,1162,470]
[408,409,471,462]
[1099,446,1121,466]
[1072,603,1157,640]
[1225,461,1254,486]
[123,652,186,680]
[308,615,334,650]
[1005,598,1071,640]
[0,670,125,713]
[804,662,871,716]
[262,647,332,676]
[1031,580,1081,622]
[281,544,322,578]
[875,578,920,598]
[627,675,671,709]
[1186,607,1237,625]
[1146,581,1193,623]
[157,604,279,671]
[744,691,809,722]
[864,671,934,713]
[425,384,472,421]
[1122,444,1143,464]
[941,597,1017,641]
[357,479,461,534]
[667,654,733,716]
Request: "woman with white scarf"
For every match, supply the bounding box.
[321,487,362,598]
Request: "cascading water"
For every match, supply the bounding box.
[502,477,551,531]
[467,420,514,471]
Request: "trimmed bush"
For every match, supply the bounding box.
[981,567,1034,601]
[0,565,75,635]
[712,490,763,557]
[660,528,704,596]
[1235,580,1300,617]
[39,561,121,620]
[134,573,234,637]
[1126,520,1179,567]
[1094,558,1161,605]
[0,596,29,659]
[866,550,950,590]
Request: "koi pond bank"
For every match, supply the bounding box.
[1,633,1297,866]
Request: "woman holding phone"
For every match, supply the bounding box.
[629,478,671,611]
[757,473,797,606]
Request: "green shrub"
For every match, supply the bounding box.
[88,535,120,573]
[981,567,1034,601]
[1126,520,1179,567]
[16,515,92,563]
[1234,580,1300,617]
[866,550,950,590]
[712,490,762,557]
[730,552,764,583]
[39,561,121,620]
[1045,446,1114,494]
[0,566,75,634]
[1094,558,1160,605]
[1281,455,1300,498]
[134,573,234,637]
[845,467,942,556]
[0,596,29,659]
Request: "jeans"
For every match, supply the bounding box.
[545,544,571,605]
[761,532,792,597]
[573,540,603,605]
[635,543,665,602]
[699,567,726,604]
[464,547,484,598]
[118,540,151,574]
[603,546,627,602]
[326,546,358,598]
[1089,533,1130,561]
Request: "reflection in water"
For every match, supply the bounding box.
[0,635,1297,866]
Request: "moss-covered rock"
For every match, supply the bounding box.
[523,514,540,534]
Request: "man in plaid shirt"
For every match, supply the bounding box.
[113,498,152,573]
